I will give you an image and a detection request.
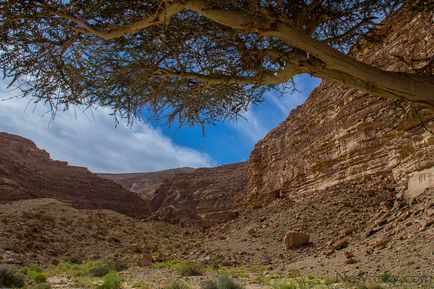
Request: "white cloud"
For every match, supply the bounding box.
[0,85,212,173]
[230,109,268,143]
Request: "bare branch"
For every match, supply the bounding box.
[44,2,185,39]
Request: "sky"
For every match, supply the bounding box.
[0,75,319,173]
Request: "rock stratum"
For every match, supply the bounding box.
[148,162,248,227]
[101,163,248,227]
[246,11,433,208]
[0,132,148,218]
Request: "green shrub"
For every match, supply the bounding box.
[89,259,128,277]
[379,271,392,283]
[0,268,25,288]
[89,264,110,277]
[178,262,202,276]
[105,259,128,272]
[64,256,81,264]
[165,280,190,289]
[202,281,219,289]
[201,276,243,289]
[21,267,47,283]
[97,271,123,289]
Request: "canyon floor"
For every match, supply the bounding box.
[0,193,432,289]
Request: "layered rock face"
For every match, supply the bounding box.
[148,162,248,227]
[0,132,148,218]
[99,167,195,202]
[247,11,434,208]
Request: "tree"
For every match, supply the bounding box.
[1,0,433,126]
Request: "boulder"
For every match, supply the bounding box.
[283,231,309,249]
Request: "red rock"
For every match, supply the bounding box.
[283,231,310,249]
[334,240,349,250]
[245,12,434,209]
[0,132,148,218]
[137,254,153,267]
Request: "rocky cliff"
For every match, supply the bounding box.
[100,163,248,227]
[99,167,195,202]
[148,162,248,227]
[246,11,434,208]
[0,132,148,218]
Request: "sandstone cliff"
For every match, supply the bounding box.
[0,132,148,218]
[246,11,434,208]
[148,162,248,227]
[99,167,195,202]
[100,163,248,227]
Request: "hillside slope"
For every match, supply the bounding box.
[0,132,148,218]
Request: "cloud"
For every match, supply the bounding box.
[0,85,212,173]
[228,74,320,145]
[230,109,268,143]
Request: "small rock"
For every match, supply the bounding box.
[345,258,358,264]
[247,227,256,236]
[283,231,310,249]
[333,239,349,250]
[137,254,153,267]
[373,238,390,249]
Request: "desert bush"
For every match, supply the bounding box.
[379,271,393,283]
[178,261,202,276]
[64,256,81,264]
[21,266,47,283]
[96,271,123,289]
[165,280,190,289]
[89,264,110,277]
[0,268,25,288]
[202,276,244,289]
[105,258,128,272]
[89,259,128,277]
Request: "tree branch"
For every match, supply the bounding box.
[156,64,301,85]
[44,2,185,39]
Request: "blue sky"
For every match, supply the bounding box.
[0,75,319,172]
[150,74,320,165]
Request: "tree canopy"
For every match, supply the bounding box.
[1,0,433,126]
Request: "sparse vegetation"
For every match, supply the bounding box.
[380,271,393,283]
[0,268,25,288]
[89,259,127,278]
[64,256,82,264]
[21,266,47,283]
[164,280,191,289]
[178,261,203,276]
[202,276,244,289]
[96,271,123,289]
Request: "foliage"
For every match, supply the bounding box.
[96,271,123,289]
[89,259,128,277]
[63,256,82,264]
[177,261,203,277]
[0,268,25,288]
[21,266,47,283]
[164,280,191,289]
[2,0,427,128]
[201,276,244,289]
[379,271,393,283]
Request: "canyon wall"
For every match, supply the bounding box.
[0,132,148,218]
[148,162,248,227]
[246,11,434,208]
